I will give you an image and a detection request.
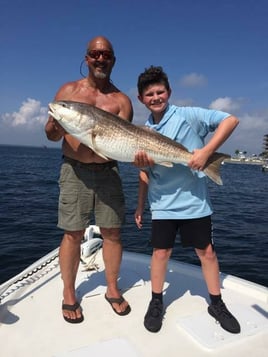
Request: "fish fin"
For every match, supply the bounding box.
[90,147,109,160]
[203,152,230,185]
[159,162,174,167]
[93,151,109,160]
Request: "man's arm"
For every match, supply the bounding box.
[44,82,74,142]
[117,93,133,122]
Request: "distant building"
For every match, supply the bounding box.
[237,151,246,160]
[263,134,268,158]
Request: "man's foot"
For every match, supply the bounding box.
[62,301,84,323]
[105,294,131,316]
[144,299,163,333]
[208,301,240,333]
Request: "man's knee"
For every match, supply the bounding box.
[101,227,121,242]
[64,230,84,243]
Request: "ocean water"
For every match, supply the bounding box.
[0,144,267,287]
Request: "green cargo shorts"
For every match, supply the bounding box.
[57,158,125,231]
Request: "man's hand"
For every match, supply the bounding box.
[45,117,66,141]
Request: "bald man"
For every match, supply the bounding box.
[45,36,133,323]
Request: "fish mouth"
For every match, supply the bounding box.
[48,103,54,114]
[48,103,61,121]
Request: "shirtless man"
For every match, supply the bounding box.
[45,36,133,323]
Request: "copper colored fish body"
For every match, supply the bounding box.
[48,100,229,185]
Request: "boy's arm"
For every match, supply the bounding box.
[135,170,149,229]
[189,115,239,171]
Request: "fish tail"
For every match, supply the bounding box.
[203,152,230,185]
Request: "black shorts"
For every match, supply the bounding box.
[151,216,213,250]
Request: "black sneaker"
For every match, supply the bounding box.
[208,301,241,334]
[144,299,163,333]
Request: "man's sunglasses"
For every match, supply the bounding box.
[87,50,114,60]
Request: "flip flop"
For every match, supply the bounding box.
[105,294,131,316]
[62,301,84,323]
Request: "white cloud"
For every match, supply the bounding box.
[239,111,267,131]
[209,97,241,112]
[179,73,207,87]
[225,110,268,155]
[2,98,47,129]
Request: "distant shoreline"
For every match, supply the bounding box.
[224,158,264,166]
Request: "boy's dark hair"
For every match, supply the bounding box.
[137,66,170,96]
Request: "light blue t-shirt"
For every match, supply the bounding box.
[145,104,230,220]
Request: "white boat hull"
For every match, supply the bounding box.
[0,226,268,356]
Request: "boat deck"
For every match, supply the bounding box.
[0,246,268,357]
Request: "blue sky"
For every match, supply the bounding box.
[0,0,267,155]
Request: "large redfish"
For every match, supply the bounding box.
[48,100,230,185]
